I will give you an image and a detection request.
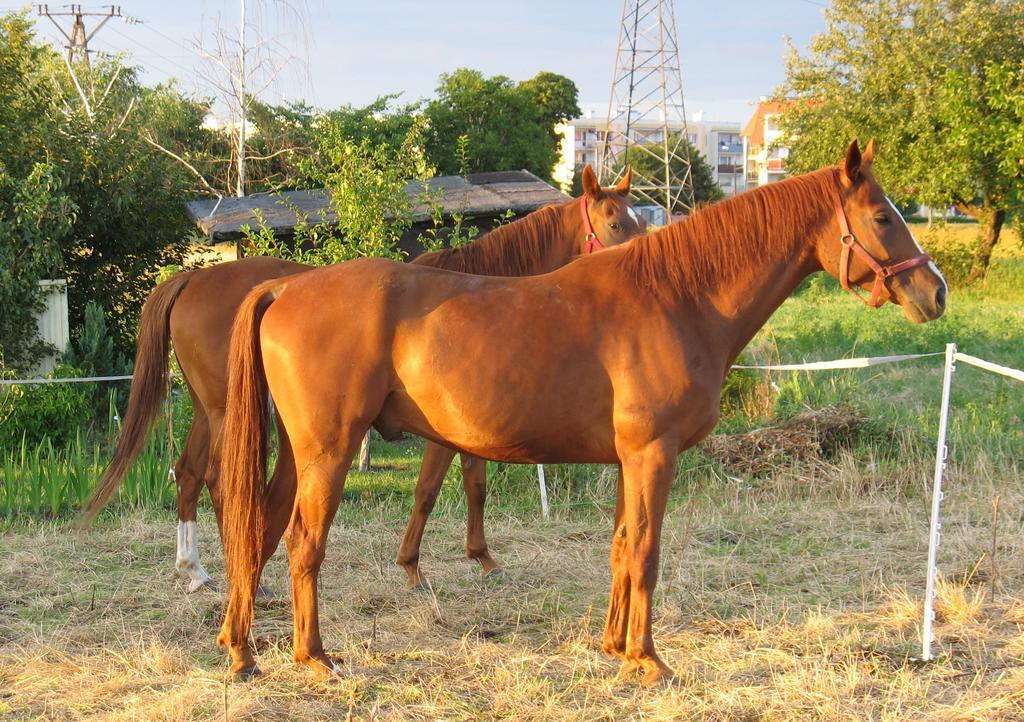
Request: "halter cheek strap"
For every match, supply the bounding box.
[831,171,932,308]
[580,195,605,254]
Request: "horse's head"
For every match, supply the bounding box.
[819,140,947,323]
[579,164,647,253]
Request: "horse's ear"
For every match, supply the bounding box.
[840,139,863,188]
[862,138,876,166]
[581,164,602,198]
[613,166,632,195]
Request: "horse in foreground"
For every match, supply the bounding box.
[80,166,644,592]
[217,141,946,684]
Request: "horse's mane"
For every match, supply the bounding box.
[412,202,567,277]
[617,168,835,303]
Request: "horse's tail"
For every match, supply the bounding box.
[219,279,285,636]
[78,271,193,526]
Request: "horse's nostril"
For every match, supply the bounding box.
[935,285,947,311]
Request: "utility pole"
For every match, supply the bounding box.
[599,0,695,221]
[37,4,122,68]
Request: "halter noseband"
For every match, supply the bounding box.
[831,170,931,308]
[579,195,605,254]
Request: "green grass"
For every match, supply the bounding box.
[1,256,1022,523]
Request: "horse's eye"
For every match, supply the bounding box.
[609,222,621,231]
[873,212,890,225]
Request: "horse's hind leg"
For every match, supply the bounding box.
[286,427,364,680]
[602,467,629,658]
[396,441,455,589]
[255,424,298,590]
[174,398,216,592]
[462,454,500,576]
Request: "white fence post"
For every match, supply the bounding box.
[537,464,550,520]
[922,342,957,661]
[34,279,69,375]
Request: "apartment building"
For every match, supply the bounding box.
[555,104,746,197]
[741,100,791,189]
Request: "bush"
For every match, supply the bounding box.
[926,242,975,288]
[0,363,93,449]
[61,300,132,420]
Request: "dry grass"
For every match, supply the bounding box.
[3,454,1024,721]
[701,407,863,477]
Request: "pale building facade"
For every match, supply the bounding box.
[741,100,791,189]
[555,104,746,197]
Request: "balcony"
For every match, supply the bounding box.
[718,142,743,154]
[717,164,742,175]
[767,158,786,172]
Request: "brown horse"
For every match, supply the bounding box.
[81,166,644,593]
[215,141,946,684]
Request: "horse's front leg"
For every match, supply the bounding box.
[396,442,457,589]
[616,437,677,686]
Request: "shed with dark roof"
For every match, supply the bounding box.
[184,170,570,259]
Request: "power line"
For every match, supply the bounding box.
[105,22,194,77]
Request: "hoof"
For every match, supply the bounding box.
[255,584,274,600]
[233,664,262,681]
[642,667,677,688]
[311,659,344,683]
[482,566,506,581]
[408,580,432,593]
[187,577,218,593]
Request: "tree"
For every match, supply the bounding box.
[423,68,579,180]
[0,13,74,370]
[46,64,198,356]
[519,70,581,137]
[0,12,200,363]
[779,0,1024,280]
[613,135,724,212]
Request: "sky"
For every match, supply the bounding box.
[13,0,831,126]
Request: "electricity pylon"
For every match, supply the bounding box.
[598,0,695,218]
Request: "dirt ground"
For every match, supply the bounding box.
[2,453,1024,720]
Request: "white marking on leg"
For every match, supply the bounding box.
[331,661,343,676]
[175,520,214,592]
[887,197,948,294]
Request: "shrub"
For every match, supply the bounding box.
[61,300,132,420]
[0,363,93,449]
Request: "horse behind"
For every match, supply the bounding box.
[80,165,644,594]
[217,140,946,684]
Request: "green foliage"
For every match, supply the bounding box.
[423,68,578,180]
[779,0,1024,277]
[0,12,199,362]
[61,301,132,420]
[0,14,75,371]
[0,395,183,518]
[242,113,433,265]
[0,164,73,371]
[614,134,725,211]
[0,364,93,450]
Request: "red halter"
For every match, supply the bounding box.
[579,195,605,254]
[831,170,932,308]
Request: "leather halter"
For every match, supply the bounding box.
[831,170,931,308]
[579,195,605,254]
